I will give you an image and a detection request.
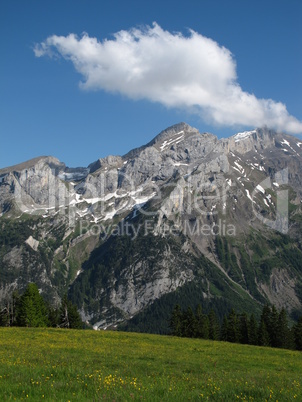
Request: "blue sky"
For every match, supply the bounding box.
[1,0,302,169]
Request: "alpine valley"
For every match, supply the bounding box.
[1,123,302,332]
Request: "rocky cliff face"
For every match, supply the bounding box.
[1,123,302,329]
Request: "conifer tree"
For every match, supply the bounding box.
[220,315,228,342]
[276,308,290,349]
[59,294,83,329]
[248,314,258,345]
[269,305,279,347]
[238,312,249,344]
[208,309,220,340]
[182,306,196,338]
[258,319,270,346]
[260,305,271,326]
[168,304,301,352]
[48,305,60,328]
[293,316,302,351]
[195,304,209,339]
[17,283,48,327]
[226,309,239,343]
[259,305,272,346]
[169,304,183,337]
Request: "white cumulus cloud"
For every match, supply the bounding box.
[34,22,302,134]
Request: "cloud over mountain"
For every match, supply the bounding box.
[34,23,302,134]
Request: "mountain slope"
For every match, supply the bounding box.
[0,123,302,329]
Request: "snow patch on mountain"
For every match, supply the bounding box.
[245,189,255,203]
[281,139,290,147]
[233,130,256,142]
[234,161,244,174]
[160,131,184,151]
[256,184,265,194]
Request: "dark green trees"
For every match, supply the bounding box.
[170,305,220,340]
[293,317,302,351]
[238,313,250,344]
[0,283,83,329]
[195,305,209,339]
[276,308,291,349]
[258,305,291,349]
[258,306,271,347]
[226,309,239,343]
[269,305,279,348]
[17,283,49,327]
[258,319,270,347]
[248,314,258,345]
[59,294,83,329]
[170,304,213,339]
[182,307,196,338]
[169,305,183,337]
[169,303,302,351]
[208,309,220,340]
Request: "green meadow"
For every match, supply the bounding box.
[0,327,301,401]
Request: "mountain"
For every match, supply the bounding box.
[1,123,302,331]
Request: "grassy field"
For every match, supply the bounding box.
[0,327,301,401]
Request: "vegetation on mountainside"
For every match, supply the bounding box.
[69,231,263,329]
[215,232,302,301]
[1,211,302,335]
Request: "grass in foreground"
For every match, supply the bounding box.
[0,327,301,401]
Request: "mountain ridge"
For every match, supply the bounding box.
[2,123,300,174]
[0,122,302,331]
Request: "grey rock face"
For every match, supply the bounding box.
[221,127,276,155]
[25,236,39,251]
[1,122,302,329]
[0,157,72,214]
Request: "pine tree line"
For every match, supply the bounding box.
[0,283,83,329]
[169,304,302,351]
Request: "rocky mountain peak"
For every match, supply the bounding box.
[1,122,302,331]
[223,127,278,155]
[88,155,123,174]
[0,156,64,175]
[147,122,198,145]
